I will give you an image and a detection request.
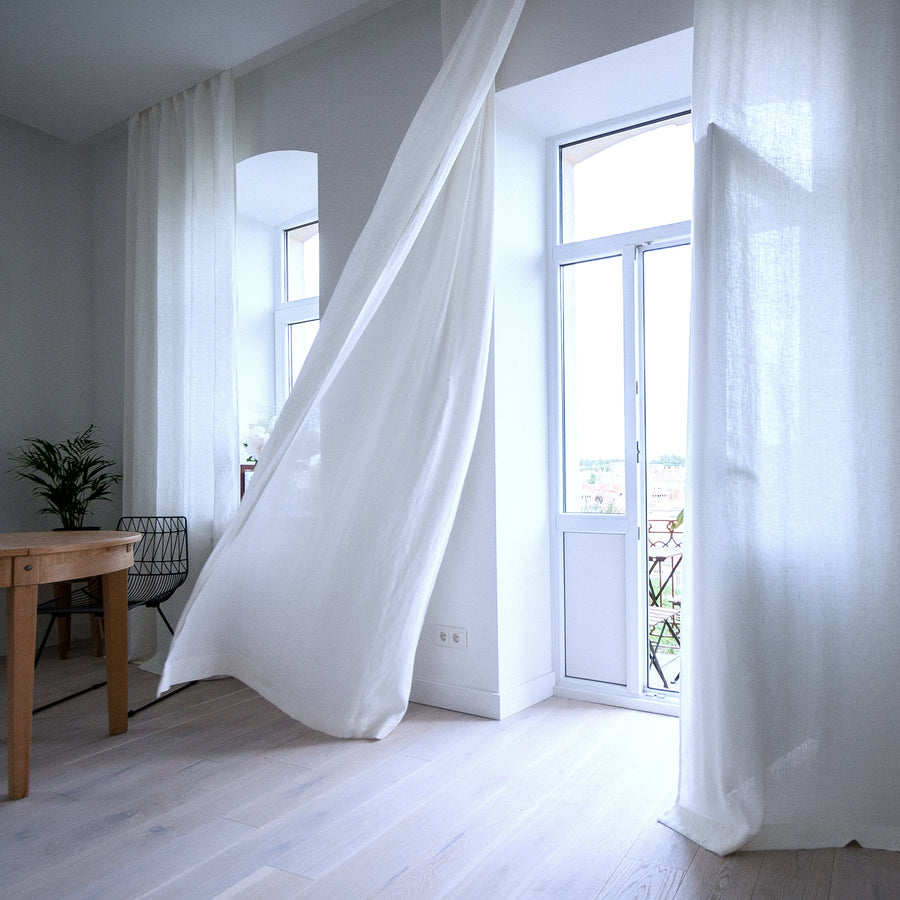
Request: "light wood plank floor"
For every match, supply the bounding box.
[2,642,898,899]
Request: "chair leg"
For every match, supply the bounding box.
[123,605,195,717]
[156,605,175,635]
[56,619,71,659]
[33,680,108,714]
[35,616,58,666]
[51,582,73,659]
[128,680,198,717]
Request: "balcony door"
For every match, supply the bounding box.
[551,111,692,706]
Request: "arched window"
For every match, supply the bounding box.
[236,150,318,466]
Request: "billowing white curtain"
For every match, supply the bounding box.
[662,0,900,854]
[159,0,525,739]
[124,72,239,666]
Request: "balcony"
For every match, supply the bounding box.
[647,515,682,691]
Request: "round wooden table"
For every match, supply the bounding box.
[1,530,141,800]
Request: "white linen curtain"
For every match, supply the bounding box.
[662,0,900,854]
[159,0,526,739]
[124,72,239,666]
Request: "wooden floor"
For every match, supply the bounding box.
[2,644,898,898]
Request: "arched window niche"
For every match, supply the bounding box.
[236,150,319,467]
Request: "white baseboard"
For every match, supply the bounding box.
[498,670,556,718]
[410,670,555,720]
[410,678,500,718]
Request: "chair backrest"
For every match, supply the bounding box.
[117,516,189,607]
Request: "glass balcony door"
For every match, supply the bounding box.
[552,110,692,706]
[640,241,690,692]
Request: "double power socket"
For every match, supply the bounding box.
[432,624,468,649]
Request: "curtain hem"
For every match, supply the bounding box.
[661,805,900,856]
[159,653,405,739]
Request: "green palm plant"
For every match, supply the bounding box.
[8,425,122,529]
[667,508,684,534]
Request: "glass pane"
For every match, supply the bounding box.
[285,222,319,302]
[560,114,692,243]
[287,319,319,390]
[643,243,690,534]
[562,256,625,514]
[644,243,689,692]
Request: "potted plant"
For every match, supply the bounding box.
[8,425,122,530]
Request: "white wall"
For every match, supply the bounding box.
[493,99,555,713]
[411,94,556,719]
[412,368,502,713]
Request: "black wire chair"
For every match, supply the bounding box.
[34,516,194,715]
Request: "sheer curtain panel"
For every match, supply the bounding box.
[159,0,526,739]
[124,72,239,666]
[662,0,900,853]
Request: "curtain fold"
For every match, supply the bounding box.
[159,0,526,739]
[662,0,900,853]
[124,72,239,667]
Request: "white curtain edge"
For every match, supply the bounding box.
[660,804,900,856]
[160,0,525,658]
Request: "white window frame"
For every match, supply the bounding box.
[275,219,319,409]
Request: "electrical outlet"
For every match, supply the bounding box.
[432,624,467,649]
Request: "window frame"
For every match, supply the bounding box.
[548,102,692,711]
[274,218,320,409]
[558,109,692,245]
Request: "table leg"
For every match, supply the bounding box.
[6,584,38,800]
[101,568,128,735]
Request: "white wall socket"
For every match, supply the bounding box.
[433,624,467,649]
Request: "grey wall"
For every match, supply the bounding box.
[0,116,127,649]
[0,115,98,532]
[499,0,692,89]
[235,0,443,310]
[87,130,129,520]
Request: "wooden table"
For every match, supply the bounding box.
[1,530,141,800]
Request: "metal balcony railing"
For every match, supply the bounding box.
[647,515,682,690]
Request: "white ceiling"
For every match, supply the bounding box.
[0,0,401,144]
